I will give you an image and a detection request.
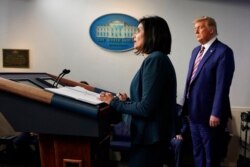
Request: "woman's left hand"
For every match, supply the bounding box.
[99,91,114,104]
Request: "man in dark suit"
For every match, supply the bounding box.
[183,16,235,167]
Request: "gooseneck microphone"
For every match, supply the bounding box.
[52,69,71,88]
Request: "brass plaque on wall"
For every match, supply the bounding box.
[2,49,29,68]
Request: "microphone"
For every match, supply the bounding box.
[53,69,71,88]
[55,69,70,88]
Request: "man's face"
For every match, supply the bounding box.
[194,21,213,44]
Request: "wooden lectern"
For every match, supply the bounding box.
[0,73,115,167]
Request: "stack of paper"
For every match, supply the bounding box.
[45,86,103,105]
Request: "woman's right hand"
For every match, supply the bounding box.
[117,92,128,101]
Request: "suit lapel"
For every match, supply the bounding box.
[190,40,218,83]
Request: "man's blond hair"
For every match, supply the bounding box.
[193,16,218,35]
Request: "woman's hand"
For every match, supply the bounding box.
[99,91,114,104]
[117,92,128,101]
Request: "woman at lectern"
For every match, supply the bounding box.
[99,15,177,167]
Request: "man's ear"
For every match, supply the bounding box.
[209,28,214,35]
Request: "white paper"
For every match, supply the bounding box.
[45,86,103,105]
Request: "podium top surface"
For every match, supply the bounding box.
[0,72,110,137]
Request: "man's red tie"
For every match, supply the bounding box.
[190,46,205,84]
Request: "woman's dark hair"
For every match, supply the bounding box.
[135,16,172,55]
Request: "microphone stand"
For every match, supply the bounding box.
[52,72,64,88]
[55,69,70,88]
[55,73,65,88]
[52,69,70,88]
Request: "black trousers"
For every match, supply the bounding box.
[129,141,167,167]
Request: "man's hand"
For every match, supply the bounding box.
[209,115,220,127]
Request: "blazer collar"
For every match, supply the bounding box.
[189,39,218,84]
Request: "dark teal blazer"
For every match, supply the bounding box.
[110,51,177,144]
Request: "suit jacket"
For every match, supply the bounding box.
[183,39,235,126]
[110,51,177,144]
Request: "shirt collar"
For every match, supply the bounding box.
[203,36,217,50]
